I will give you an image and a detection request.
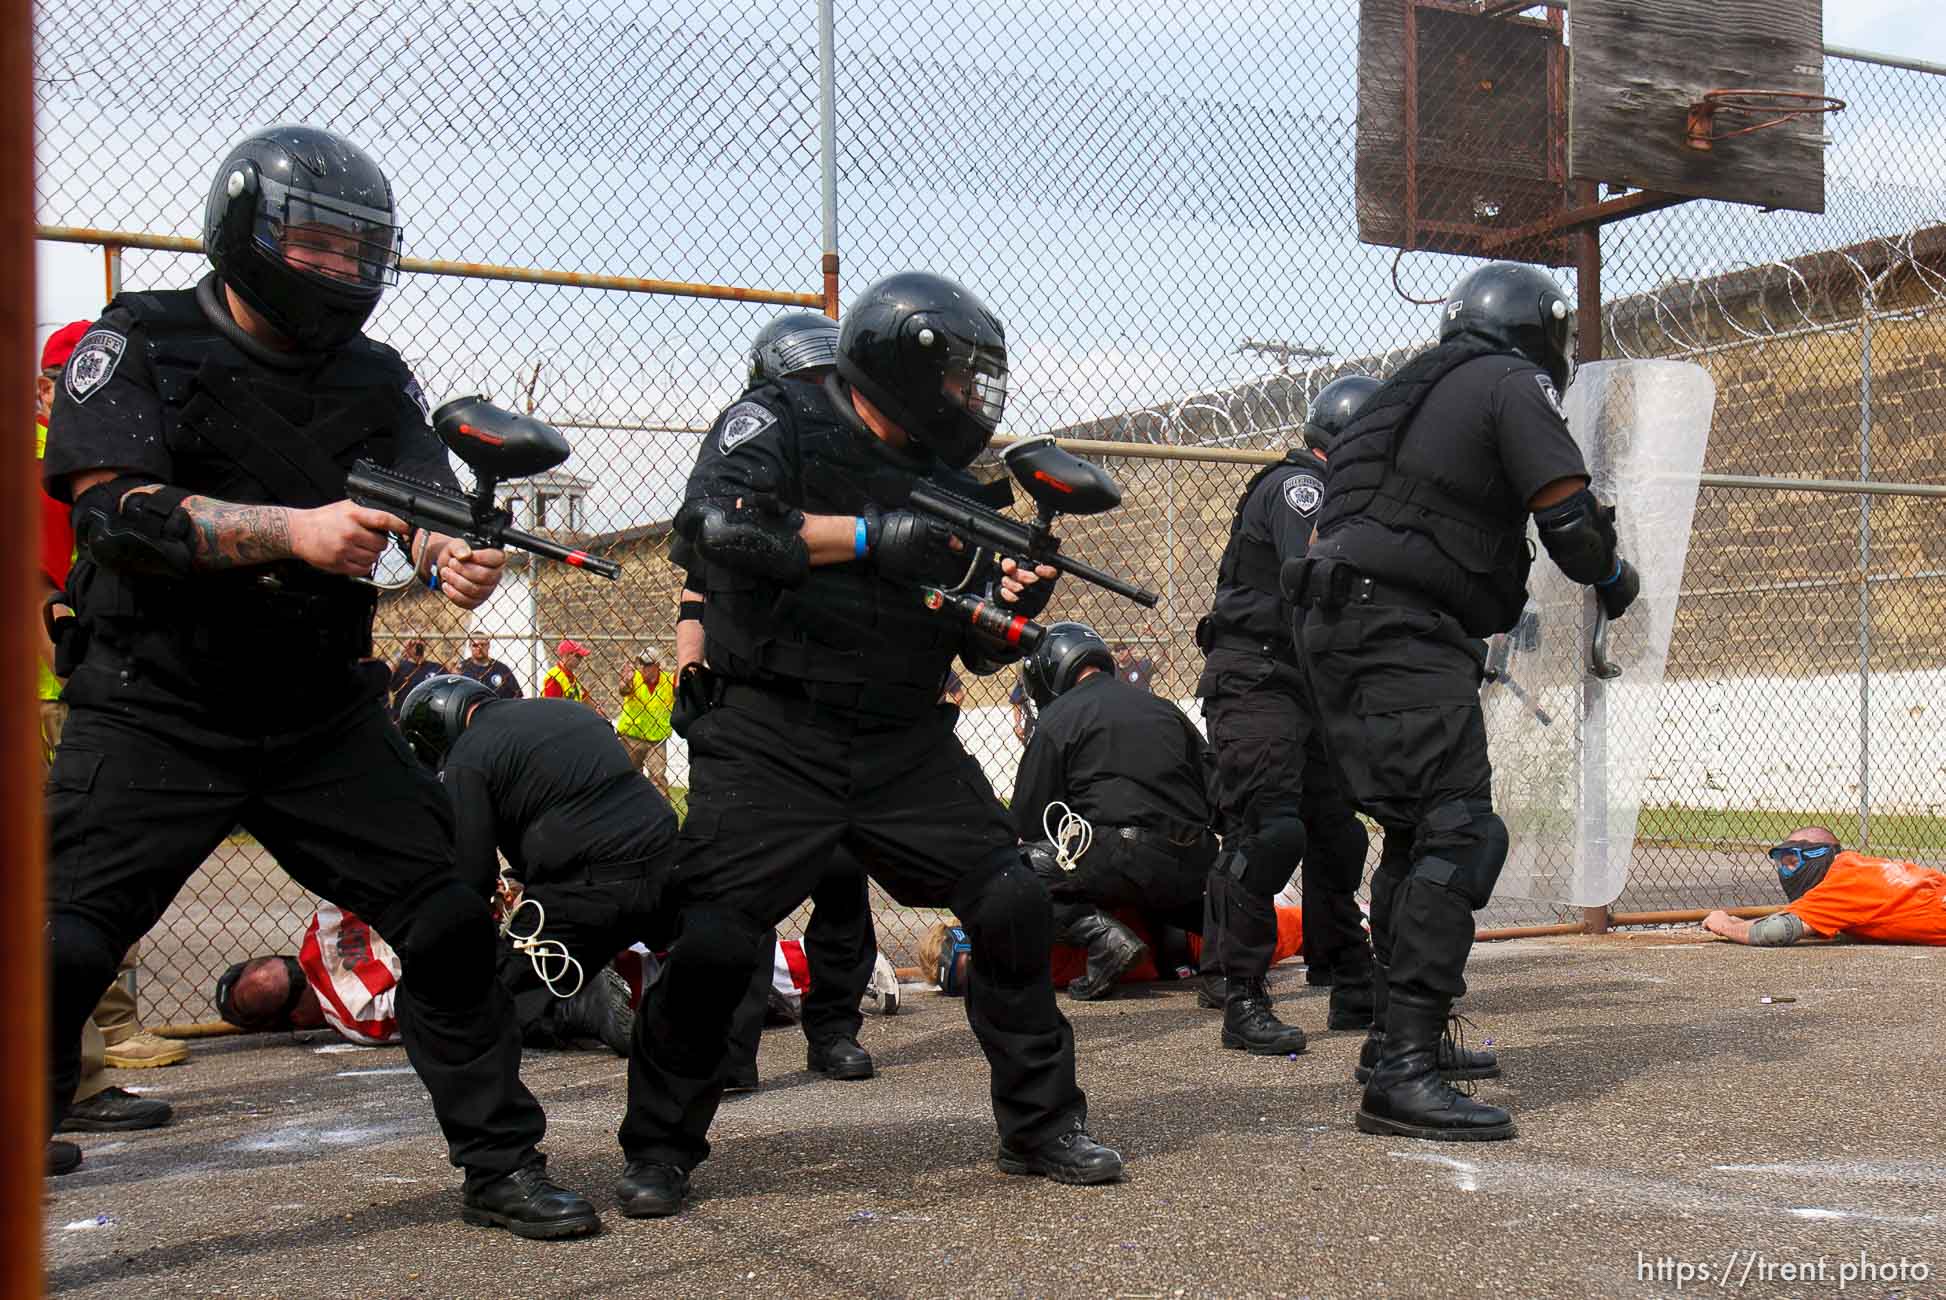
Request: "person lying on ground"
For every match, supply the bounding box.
[1702,825,1946,947]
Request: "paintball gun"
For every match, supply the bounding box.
[347,396,621,581]
[1483,604,1552,726]
[904,436,1159,609]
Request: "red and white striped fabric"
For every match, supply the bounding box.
[298,904,404,1045]
[773,936,811,1012]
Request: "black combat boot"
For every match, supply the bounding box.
[1353,962,1499,1082]
[1220,978,1308,1055]
[461,1161,602,1239]
[807,1036,874,1080]
[616,1160,691,1218]
[1063,908,1148,1001]
[46,1140,81,1176]
[997,1115,1126,1185]
[1196,971,1227,1009]
[553,966,635,1057]
[1326,945,1377,1031]
[1356,991,1514,1142]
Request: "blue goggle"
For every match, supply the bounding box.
[1768,842,1834,875]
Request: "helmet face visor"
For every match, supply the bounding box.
[940,339,1009,434]
[255,176,402,291]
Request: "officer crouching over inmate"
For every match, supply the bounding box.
[621,271,1121,1219]
[1289,262,1639,1142]
[1013,622,1216,1000]
[1194,377,1380,1057]
[41,126,593,1233]
[397,676,678,1072]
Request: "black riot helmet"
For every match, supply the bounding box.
[836,272,1009,469]
[1303,375,1382,454]
[398,673,494,768]
[749,311,840,387]
[202,125,404,352]
[1438,262,1574,390]
[1022,621,1114,707]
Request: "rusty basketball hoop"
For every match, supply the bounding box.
[1686,89,1846,151]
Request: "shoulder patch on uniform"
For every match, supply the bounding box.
[1535,373,1565,418]
[403,374,431,420]
[1283,472,1323,516]
[717,401,777,454]
[63,329,128,404]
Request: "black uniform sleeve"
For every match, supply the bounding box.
[1267,463,1325,563]
[442,761,501,894]
[42,306,172,502]
[1491,366,1590,506]
[1013,726,1065,842]
[684,392,797,511]
[386,364,462,492]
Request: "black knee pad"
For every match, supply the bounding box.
[1410,799,1510,909]
[949,854,1052,986]
[1222,804,1305,896]
[380,881,499,1004]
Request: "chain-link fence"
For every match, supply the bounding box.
[31,1,1946,1022]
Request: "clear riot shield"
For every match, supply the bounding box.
[1486,359,1715,909]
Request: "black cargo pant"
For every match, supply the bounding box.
[1299,602,1498,1003]
[497,860,674,1047]
[1201,651,1370,982]
[723,856,878,1080]
[620,686,1083,1172]
[46,684,546,1186]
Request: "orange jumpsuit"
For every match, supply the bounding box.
[1785,852,1946,944]
[1050,905,1304,988]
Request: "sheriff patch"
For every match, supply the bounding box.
[1283,472,1323,515]
[718,401,777,454]
[1535,373,1565,418]
[64,329,127,404]
[403,374,431,420]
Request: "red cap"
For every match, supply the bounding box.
[41,321,93,373]
[557,638,589,658]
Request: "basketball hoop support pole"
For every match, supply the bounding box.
[1574,177,1612,937]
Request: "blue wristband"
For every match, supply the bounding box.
[854,516,870,559]
[1596,559,1622,587]
[426,566,441,593]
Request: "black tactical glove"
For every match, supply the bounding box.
[1596,558,1640,620]
[995,558,1057,620]
[867,506,962,581]
[669,663,716,739]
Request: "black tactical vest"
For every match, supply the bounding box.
[1313,339,1533,635]
[700,378,997,721]
[1215,451,1305,602]
[74,286,423,689]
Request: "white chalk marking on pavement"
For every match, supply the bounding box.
[1713,1161,1946,1186]
[314,1043,377,1054]
[335,1067,416,1077]
[1389,1151,1481,1191]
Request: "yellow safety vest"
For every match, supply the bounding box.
[617,669,676,742]
[545,664,587,702]
[34,421,61,703]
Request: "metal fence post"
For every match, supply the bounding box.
[1575,180,1611,935]
[1857,280,1874,849]
[818,0,839,318]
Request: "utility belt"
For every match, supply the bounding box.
[1283,557,1449,619]
[717,677,939,729]
[1096,823,1218,854]
[1195,617,1298,666]
[536,854,666,888]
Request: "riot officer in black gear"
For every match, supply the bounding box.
[1289,262,1640,1143]
[622,271,1122,1219]
[697,308,888,1092]
[1193,376,1379,1058]
[41,126,596,1236]
[1013,622,1216,1000]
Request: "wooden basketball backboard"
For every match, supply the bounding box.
[1568,0,1828,213]
[1355,0,1572,265]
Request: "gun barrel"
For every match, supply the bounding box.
[347,463,621,581]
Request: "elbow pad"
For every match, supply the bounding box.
[72,477,197,578]
[675,496,809,586]
[1533,488,1620,586]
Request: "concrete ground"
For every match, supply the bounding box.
[46,932,1946,1298]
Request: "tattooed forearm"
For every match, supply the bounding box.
[180,495,295,569]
